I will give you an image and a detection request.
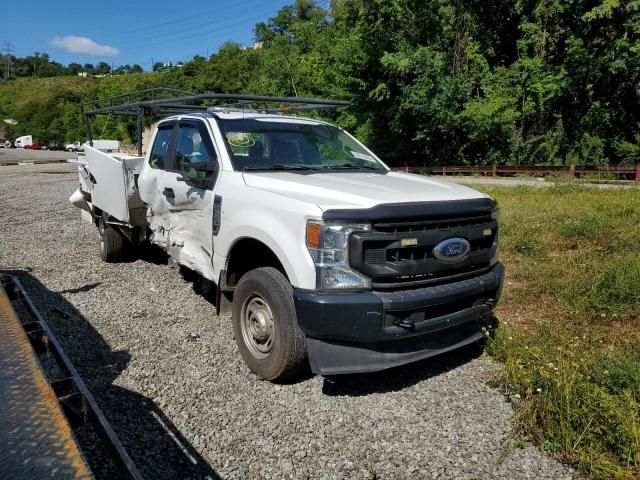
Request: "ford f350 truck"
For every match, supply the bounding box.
[70,92,503,381]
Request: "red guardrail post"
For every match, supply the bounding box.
[635,162,640,183]
[492,165,497,177]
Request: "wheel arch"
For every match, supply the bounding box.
[223,237,289,288]
[217,237,291,316]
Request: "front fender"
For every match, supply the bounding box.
[213,178,322,290]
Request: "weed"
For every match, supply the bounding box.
[545,172,577,184]
[514,239,537,255]
[591,354,640,398]
[558,215,602,238]
[479,185,640,479]
[549,182,586,194]
[580,172,620,182]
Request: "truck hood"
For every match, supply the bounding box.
[242,171,487,211]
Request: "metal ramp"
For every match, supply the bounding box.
[0,274,141,480]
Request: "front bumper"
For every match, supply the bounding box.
[293,263,504,375]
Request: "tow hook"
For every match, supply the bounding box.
[393,317,415,330]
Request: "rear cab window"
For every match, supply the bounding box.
[150,125,174,170]
[174,122,219,186]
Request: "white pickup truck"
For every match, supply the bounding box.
[70,100,503,381]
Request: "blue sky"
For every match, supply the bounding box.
[2,0,293,69]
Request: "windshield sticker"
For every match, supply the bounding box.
[227,132,256,148]
[350,151,375,162]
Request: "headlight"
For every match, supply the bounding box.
[306,221,371,289]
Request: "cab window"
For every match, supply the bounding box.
[149,126,173,170]
[175,124,218,183]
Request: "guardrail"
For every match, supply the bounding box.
[391,164,640,182]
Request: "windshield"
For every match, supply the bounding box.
[218,118,387,172]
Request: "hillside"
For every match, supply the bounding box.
[1,0,639,167]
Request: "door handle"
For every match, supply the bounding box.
[162,187,175,199]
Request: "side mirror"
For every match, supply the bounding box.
[176,162,218,189]
[190,162,217,173]
[177,175,214,190]
[191,177,215,189]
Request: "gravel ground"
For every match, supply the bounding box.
[0,162,574,479]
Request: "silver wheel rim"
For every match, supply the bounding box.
[240,294,274,359]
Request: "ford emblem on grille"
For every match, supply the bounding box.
[433,237,471,262]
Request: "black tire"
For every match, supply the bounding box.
[232,267,307,381]
[98,218,124,262]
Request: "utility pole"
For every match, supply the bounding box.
[0,42,16,80]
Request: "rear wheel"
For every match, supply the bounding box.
[98,217,124,262]
[232,267,307,381]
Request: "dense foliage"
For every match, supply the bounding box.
[1,0,639,167]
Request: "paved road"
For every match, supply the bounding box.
[0,148,77,165]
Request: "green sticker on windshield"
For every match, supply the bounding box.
[227,132,256,148]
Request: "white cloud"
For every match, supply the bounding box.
[51,36,119,56]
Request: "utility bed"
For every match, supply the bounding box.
[74,146,146,226]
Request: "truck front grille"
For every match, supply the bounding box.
[350,211,498,289]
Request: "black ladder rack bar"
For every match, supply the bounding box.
[83,89,350,156]
[83,87,196,108]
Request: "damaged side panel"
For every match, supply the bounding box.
[138,157,217,282]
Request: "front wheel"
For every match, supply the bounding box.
[232,267,307,381]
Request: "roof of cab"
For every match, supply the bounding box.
[161,110,329,125]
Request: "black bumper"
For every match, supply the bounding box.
[293,263,504,375]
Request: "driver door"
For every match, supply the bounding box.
[162,119,220,276]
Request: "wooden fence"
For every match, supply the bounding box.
[390,164,640,182]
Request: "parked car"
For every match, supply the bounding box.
[43,143,66,151]
[65,142,84,152]
[24,143,42,150]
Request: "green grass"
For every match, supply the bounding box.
[479,185,640,479]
